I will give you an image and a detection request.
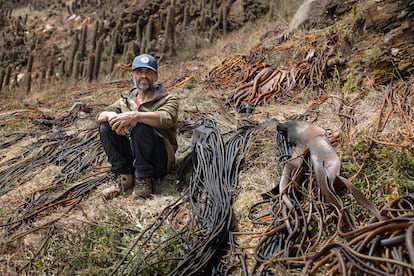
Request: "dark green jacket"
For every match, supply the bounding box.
[106,84,179,170]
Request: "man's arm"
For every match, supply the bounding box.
[104,111,161,135]
[97,111,118,123]
[97,111,130,136]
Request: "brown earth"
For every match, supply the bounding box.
[0,0,413,274]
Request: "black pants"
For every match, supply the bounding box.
[99,122,168,180]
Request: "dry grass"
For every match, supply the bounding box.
[0,1,413,274]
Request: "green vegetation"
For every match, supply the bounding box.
[341,135,414,207]
[38,211,134,274]
[0,0,413,274]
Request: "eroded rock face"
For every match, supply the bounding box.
[364,0,413,36]
[288,0,360,31]
[320,0,413,84]
[363,0,414,83]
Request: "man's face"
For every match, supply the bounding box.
[131,68,158,92]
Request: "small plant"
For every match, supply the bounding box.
[341,135,413,207]
[32,209,137,274]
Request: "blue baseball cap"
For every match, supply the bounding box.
[131,54,158,72]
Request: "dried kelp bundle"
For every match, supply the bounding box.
[114,119,255,275]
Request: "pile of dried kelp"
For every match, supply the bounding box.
[208,37,413,153]
[240,120,414,275]
[367,80,414,154]
[113,118,257,275]
[304,195,414,274]
[207,35,336,110]
[0,108,109,244]
[1,107,413,275]
[1,84,412,275]
[112,119,414,275]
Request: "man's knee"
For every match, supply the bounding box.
[99,122,112,134]
[130,122,153,137]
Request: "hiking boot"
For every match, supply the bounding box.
[102,174,133,200]
[132,178,154,199]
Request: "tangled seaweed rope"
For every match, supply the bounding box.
[235,120,351,274]
[206,54,266,90]
[304,196,414,275]
[226,120,413,275]
[0,110,109,243]
[112,119,256,275]
[223,44,334,109]
[206,35,339,110]
[337,91,360,137]
[366,80,414,155]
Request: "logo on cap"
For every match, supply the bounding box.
[141,56,150,64]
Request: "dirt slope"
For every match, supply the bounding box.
[0,0,413,274]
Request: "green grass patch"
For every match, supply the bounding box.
[341,135,414,208]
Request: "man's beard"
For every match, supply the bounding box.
[134,77,154,92]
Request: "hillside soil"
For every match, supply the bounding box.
[0,0,413,274]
